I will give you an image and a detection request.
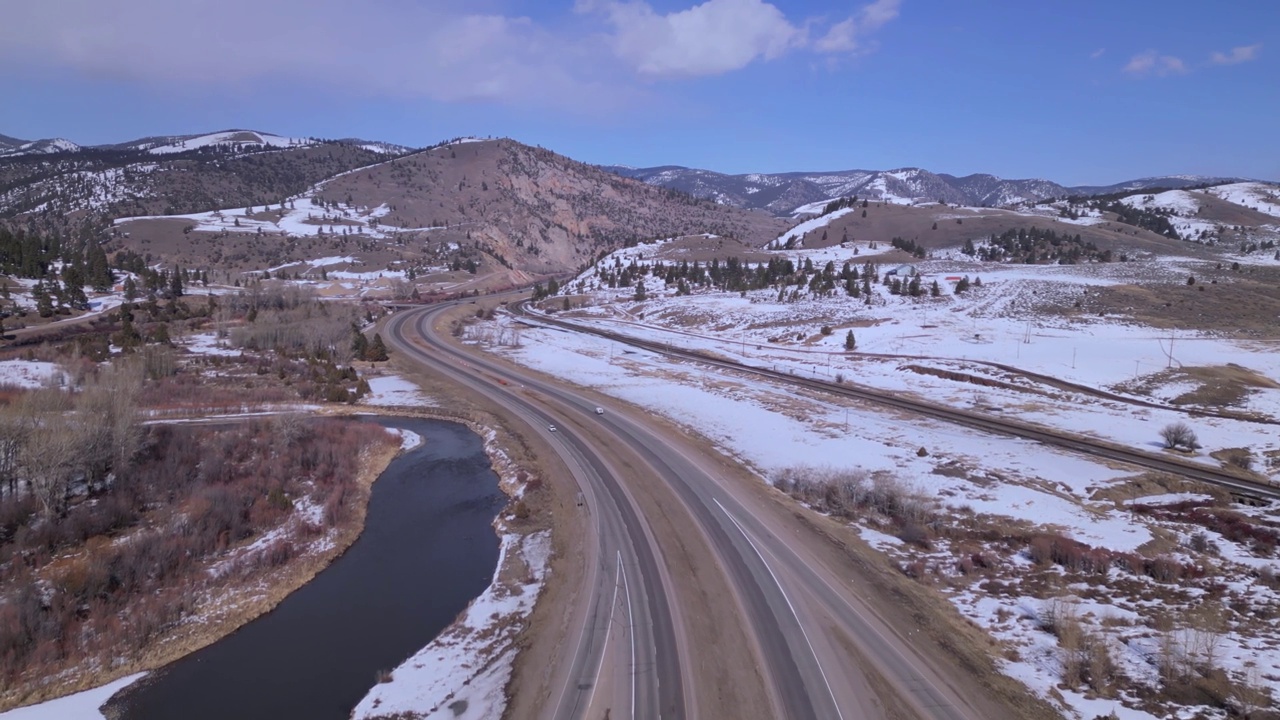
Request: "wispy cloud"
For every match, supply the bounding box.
[1123,50,1187,77]
[1089,48,1105,60]
[0,0,902,109]
[0,0,626,109]
[815,0,901,54]
[1210,44,1261,65]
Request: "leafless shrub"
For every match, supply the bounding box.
[1160,422,1199,451]
[1225,450,1254,471]
[897,522,931,549]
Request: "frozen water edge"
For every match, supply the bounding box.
[351,531,552,719]
[0,673,146,720]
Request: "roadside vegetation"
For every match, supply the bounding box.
[0,281,399,709]
[771,465,1278,719]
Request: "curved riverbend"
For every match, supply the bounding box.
[108,417,505,720]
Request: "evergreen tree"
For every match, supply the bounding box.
[170,266,184,297]
[33,281,54,318]
[85,240,113,291]
[635,280,646,301]
[844,330,856,351]
[930,279,941,297]
[123,276,138,302]
[61,267,89,309]
[114,304,141,350]
[366,333,389,362]
[351,324,369,359]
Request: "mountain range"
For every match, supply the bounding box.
[600,165,1250,216]
[1,127,1275,284]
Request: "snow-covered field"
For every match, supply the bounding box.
[1205,182,1280,219]
[0,360,63,388]
[114,195,401,239]
[361,374,437,408]
[479,237,1280,719]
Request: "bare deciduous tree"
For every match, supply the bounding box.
[1160,422,1199,451]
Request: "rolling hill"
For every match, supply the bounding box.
[602,164,1250,216]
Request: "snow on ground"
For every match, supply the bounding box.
[771,207,856,247]
[145,130,315,155]
[500,318,1153,550]
[0,360,64,388]
[361,374,436,408]
[497,239,1280,718]
[554,251,1280,475]
[491,312,1280,718]
[352,531,552,719]
[1120,190,1201,216]
[0,673,145,720]
[181,332,242,357]
[1204,182,1280,219]
[1118,190,1222,241]
[0,164,159,215]
[114,196,398,240]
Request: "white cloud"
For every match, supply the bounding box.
[583,0,901,76]
[585,0,802,77]
[0,0,625,109]
[1090,48,1105,60]
[1210,43,1261,65]
[815,0,901,54]
[1123,50,1187,77]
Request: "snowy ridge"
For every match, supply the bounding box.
[141,130,316,155]
[606,163,1256,217]
[0,137,82,158]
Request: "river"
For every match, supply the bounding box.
[107,417,505,720]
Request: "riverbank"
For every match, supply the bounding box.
[0,420,402,714]
[336,362,559,719]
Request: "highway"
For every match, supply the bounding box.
[386,300,1013,720]
[386,305,683,719]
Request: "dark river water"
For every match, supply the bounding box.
[107,417,504,720]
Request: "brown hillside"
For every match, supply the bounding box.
[313,139,785,274]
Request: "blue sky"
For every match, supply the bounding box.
[1,0,1275,185]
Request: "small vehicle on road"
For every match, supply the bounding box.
[594,407,604,415]
[548,424,557,432]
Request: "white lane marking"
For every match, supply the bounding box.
[584,551,624,715]
[715,498,846,720]
[621,551,636,720]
